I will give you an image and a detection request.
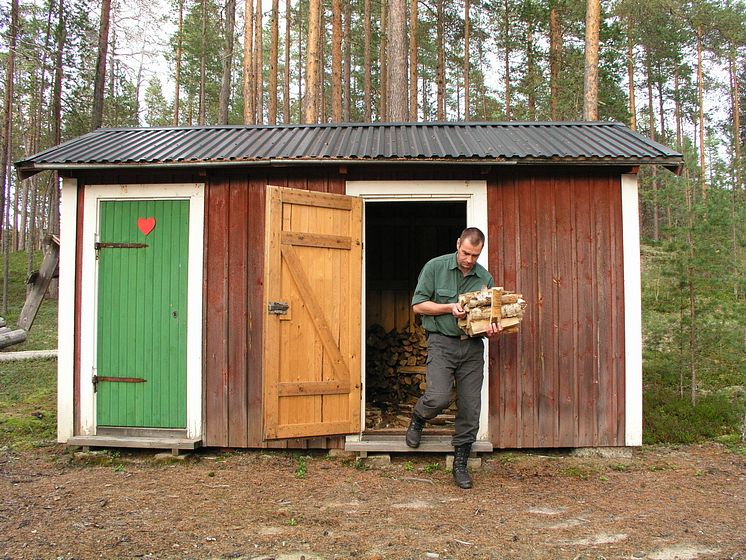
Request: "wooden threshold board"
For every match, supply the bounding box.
[66,435,201,450]
[346,434,492,453]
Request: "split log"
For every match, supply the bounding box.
[457,287,527,336]
[0,329,28,349]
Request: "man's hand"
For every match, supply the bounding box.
[485,320,502,337]
[451,303,467,319]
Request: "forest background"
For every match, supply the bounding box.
[0,0,744,443]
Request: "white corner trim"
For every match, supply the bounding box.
[621,174,643,446]
[78,184,205,438]
[57,178,78,443]
[345,180,491,441]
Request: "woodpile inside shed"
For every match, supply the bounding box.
[365,323,456,430]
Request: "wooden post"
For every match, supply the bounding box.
[18,240,59,331]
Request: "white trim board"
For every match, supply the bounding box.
[57,178,78,442]
[78,183,205,439]
[621,174,643,446]
[345,180,491,443]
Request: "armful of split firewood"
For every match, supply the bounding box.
[457,287,528,337]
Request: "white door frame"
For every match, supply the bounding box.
[77,183,205,439]
[345,180,490,441]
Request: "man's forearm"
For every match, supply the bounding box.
[413,301,460,316]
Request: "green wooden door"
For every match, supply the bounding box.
[96,199,189,428]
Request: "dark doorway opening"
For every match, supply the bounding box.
[364,201,466,434]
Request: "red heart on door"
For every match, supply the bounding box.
[137,217,156,236]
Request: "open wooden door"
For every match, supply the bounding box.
[263,186,362,439]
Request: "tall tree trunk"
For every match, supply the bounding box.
[503,0,511,118]
[729,48,741,298]
[91,0,112,130]
[408,0,418,121]
[364,0,372,121]
[478,35,487,120]
[582,0,600,121]
[656,76,665,140]
[0,0,18,313]
[696,26,706,200]
[422,75,429,120]
[198,0,207,125]
[174,0,184,125]
[255,0,264,123]
[463,0,470,120]
[626,16,636,130]
[317,1,325,122]
[284,0,291,122]
[268,0,279,124]
[380,0,388,121]
[674,64,682,150]
[0,0,19,236]
[387,0,407,121]
[343,0,352,121]
[436,0,445,120]
[730,48,741,192]
[549,4,561,120]
[243,0,255,123]
[331,0,343,121]
[304,0,321,123]
[108,26,117,123]
[219,0,237,124]
[646,53,659,241]
[526,19,536,120]
[297,2,303,122]
[49,0,64,239]
[684,170,697,405]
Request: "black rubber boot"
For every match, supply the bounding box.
[452,444,473,489]
[405,413,426,448]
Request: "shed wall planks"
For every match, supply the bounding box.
[489,169,626,448]
[203,169,346,448]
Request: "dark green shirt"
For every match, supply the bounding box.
[412,252,494,337]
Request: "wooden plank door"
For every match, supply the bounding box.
[96,199,189,428]
[263,186,362,439]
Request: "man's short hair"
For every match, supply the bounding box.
[459,227,485,247]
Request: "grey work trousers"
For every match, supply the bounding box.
[413,332,485,447]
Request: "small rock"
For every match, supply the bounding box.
[361,454,390,468]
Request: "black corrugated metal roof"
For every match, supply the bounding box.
[15,122,683,178]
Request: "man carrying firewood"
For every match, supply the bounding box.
[407,227,500,489]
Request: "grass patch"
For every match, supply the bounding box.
[0,359,57,449]
[0,251,58,450]
[559,464,600,480]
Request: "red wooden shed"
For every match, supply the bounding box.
[15,122,683,453]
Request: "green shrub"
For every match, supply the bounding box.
[643,387,745,444]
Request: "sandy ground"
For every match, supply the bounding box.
[1,443,744,560]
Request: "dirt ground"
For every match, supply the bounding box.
[1,443,744,560]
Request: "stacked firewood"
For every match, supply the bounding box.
[457,287,527,336]
[365,324,428,404]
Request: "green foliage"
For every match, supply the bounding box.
[643,386,745,444]
[294,455,309,478]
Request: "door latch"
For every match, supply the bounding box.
[268,301,289,315]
